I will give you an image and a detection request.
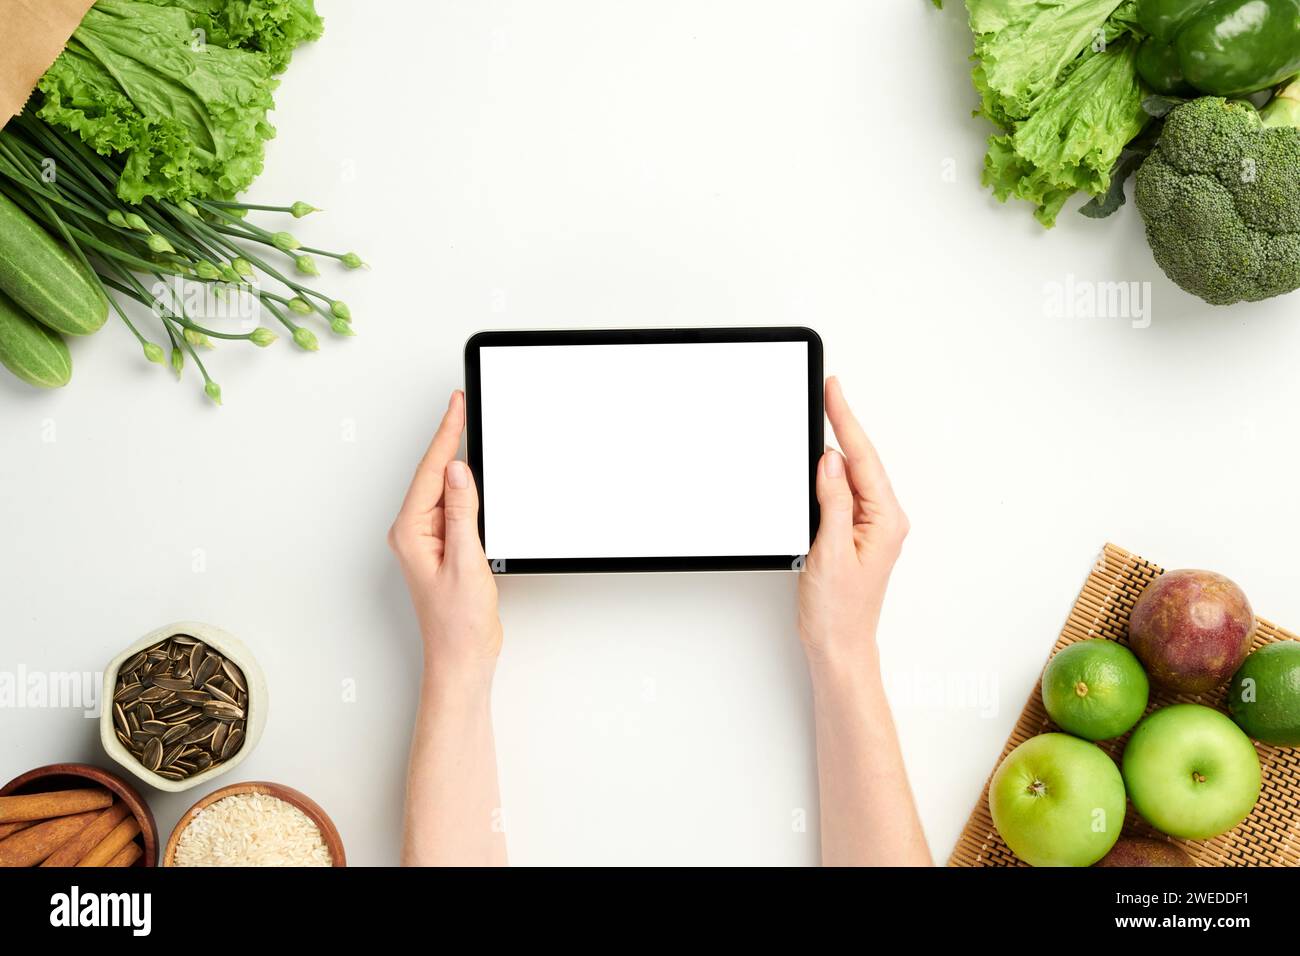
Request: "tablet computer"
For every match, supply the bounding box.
[464,327,823,574]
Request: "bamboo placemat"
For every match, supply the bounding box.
[948,543,1300,867]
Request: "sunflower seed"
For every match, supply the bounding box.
[120,651,148,674]
[162,722,191,744]
[192,752,213,772]
[193,654,220,688]
[140,720,168,735]
[171,634,199,646]
[221,659,247,692]
[115,730,132,749]
[151,676,192,692]
[156,769,184,781]
[206,683,238,705]
[220,727,244,759]
[162,742,185,767]
[113,703,128,734]
[210,721,228,753]
[202,701,243,721]
[183,720,219,744]
[137,703,154,723]
[143,738,163,771]
[189,642,206,676]
[176,689,211,704]
[114,682,144,704]
[146,649,169,662]
[140,686,172,703]
[127,711,141,733]
[169,642,185,661]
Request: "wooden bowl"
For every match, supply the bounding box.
[163,781,345,867]
[1,763,159,866]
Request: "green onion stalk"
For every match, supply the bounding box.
[0,112,366,404]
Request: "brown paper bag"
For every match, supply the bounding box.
[0,0,97,125]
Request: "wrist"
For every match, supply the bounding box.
[421,654,496,705]
[805,640,883,695]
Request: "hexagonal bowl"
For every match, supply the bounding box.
[100,621,267,793]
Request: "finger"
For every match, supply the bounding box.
[813,449,854,554]
[824,377,896,505]
[442,459,486,567]
[397,390,465,523]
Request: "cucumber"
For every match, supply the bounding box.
[0,191,107,336]
[0,290,71,388]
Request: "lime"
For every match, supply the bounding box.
[1227,641,1300,745]
[1042,639,1149,741]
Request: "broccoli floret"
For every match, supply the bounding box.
[1134,88,1300,305]
[1228,127,1300,235]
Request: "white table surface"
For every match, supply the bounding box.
[3,0,1299,866]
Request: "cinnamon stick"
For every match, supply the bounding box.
[0,788,112,823]
[0,809,100,866]
[76,816,140,867]
[0,820,35,841]
[39,801,130,867]
[104,841,142,868]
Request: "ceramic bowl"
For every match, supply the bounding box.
[163,780,345,866]
[101,621,267,793]
[1,762,159,866]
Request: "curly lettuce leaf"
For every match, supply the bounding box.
[969,0,1131,127]
[36,0,279,203]
[982,41,1148,226]
[135,0,324,73]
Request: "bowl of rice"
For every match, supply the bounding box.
[163,781,345,867]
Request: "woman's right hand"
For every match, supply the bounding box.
[797,377,910,671]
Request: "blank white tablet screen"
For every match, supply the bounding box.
[478,341,810,559]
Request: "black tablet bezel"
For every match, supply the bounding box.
[464,327,823,574]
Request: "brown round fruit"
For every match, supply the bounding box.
[1128,570,1254,695]
[1094,837,1195,867]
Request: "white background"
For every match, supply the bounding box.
[479,341,810,558]
[2,0,1299,866]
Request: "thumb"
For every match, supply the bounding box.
[442,460,485,567]
[814,449,855,554]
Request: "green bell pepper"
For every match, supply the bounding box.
[1136,0,1300,97]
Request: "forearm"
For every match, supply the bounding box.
[808,648,931,867]
[402,664,507,866]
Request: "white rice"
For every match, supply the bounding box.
[173,792,332,867]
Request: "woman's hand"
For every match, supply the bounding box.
[388,389,502,687]
[393,390,507,866]
[798,377,929,866]
[798,377,910,670]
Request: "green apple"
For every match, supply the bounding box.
[989,733,1125,867]
[1122,704,1261,840]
